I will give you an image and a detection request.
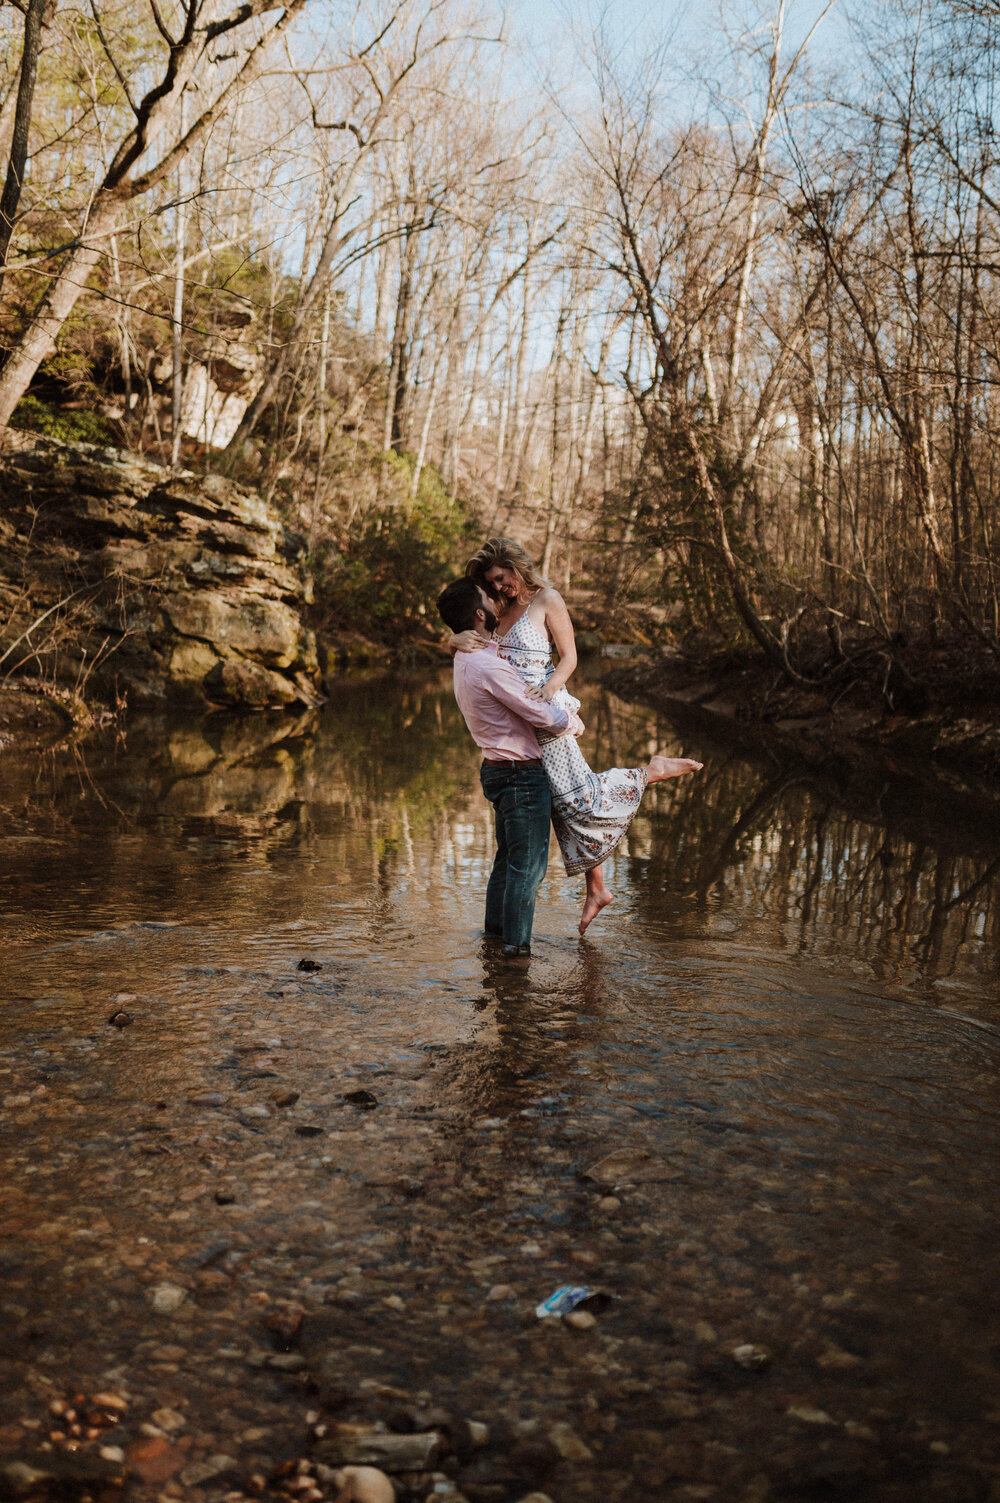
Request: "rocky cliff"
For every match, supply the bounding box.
[0,435,321,710]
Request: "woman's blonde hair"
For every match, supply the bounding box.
[465,536,550,600]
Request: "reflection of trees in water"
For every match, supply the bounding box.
[0,671,479,942]
[578,681,1000,1003]
[5,668,1000,1005]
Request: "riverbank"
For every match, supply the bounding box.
[604,642,1000,824]
[0,683,106,750]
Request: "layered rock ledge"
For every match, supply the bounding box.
[0,435,321,710]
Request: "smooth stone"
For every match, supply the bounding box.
[149,1283,186,1315]
[787,1405,836,1425]
[150,1408,185,1432]
[547,1423,592,1462]
[331,1467,395,1503]
[732,1343,772,1369]
[179,1454,239,1487]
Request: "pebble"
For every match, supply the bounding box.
[126,1435,186,1483]
[343,1090,379,1108]
[180,1454,239,1486]
[547,1422,592,1461]
[596,1196,621,1215]
[732,1343,772,1369]
[331,1466,395,1503]
[92,1392,129,1411]
[268,1353,307,1372]
[485,1285,514,1302]
[0,1453,125,1493]
[787,1405,836,1425]
[149,1283,186,1315]
[151,1407,185,1432]
[148,1345,186,1362]
[565,1310,597,1331]
[317,1431,440,1469]
[816,1345,862,1369]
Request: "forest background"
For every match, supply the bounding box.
[1,0,1000,705]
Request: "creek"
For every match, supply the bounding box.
[0,668,998,1503]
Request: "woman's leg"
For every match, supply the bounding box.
[579,862,614,935]
[576,759,702,933]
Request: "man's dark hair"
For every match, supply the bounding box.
[438,577,483,632]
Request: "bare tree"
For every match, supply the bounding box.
[0,0,313,434]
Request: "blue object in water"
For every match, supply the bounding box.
[535,1284,593,1318]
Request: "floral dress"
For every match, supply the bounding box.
[496,610,648,876]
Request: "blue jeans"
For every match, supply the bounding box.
[479,761,552,951]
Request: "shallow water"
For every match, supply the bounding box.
[1,671,998,1503]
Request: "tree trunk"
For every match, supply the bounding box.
[170,106,188,469]
[0,193,117,429]
[0,0,46,298]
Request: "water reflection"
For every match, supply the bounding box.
[2,669,1000,1023]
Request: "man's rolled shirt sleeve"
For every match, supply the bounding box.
[483,655,571,735]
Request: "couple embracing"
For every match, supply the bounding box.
[438,537,703,960]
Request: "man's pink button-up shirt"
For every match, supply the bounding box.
[453,641,570,761]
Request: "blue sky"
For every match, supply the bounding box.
[503,0,852,109]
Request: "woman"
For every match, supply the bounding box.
[451,537,702,935]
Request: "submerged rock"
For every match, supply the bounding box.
[316,1431,440,1470]
[0,1450,125,1498]
[148,1283,186,1315]
[330,1467,395,1503]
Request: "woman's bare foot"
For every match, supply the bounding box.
[580,868,614,934]
[579,887,613,934]
[646,754,704,784]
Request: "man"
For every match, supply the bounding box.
[438,576,578,958]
